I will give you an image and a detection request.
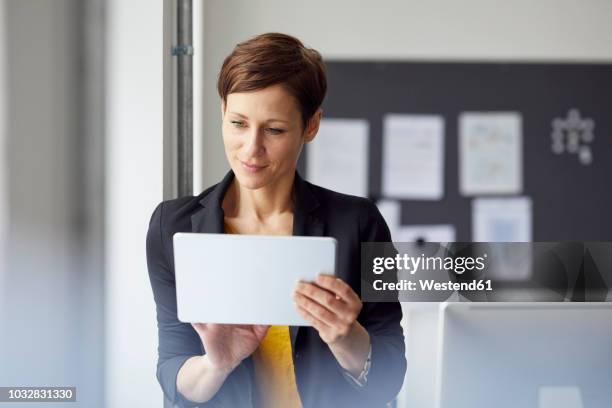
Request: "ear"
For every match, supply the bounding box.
[304,108,323,143]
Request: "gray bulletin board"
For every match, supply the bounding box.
[298,61,612,241]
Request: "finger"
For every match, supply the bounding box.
[293,291,341,327]
[315,274,360,304]
[295,303,330,333]
[294,281,349,315]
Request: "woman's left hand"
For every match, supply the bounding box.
[292,274,362,345]
[292,274,371,377]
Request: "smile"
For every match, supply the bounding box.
[240,161,267,173]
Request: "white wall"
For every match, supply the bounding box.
[198,0,612,187]
[105,0,165,406]
[193,0,204,193]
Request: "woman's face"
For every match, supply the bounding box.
[222,83,319,191]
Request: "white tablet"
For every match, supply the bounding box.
[173,232,337,326]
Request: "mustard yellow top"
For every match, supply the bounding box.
[224,221,302,408]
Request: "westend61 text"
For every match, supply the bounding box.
[372,279,493,292]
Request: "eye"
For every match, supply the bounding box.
[230,120,245,128]
[266,128,285,135]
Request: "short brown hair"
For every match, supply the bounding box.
[217,33,327,129]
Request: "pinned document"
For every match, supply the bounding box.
[550,108,595,165]
[382,114,444,200]
[472,197,532,242]
[459,112,522,195]
[306,118,369,197]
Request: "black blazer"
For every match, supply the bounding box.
[146,170,407,408]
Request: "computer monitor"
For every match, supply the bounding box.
[436,303,612,408]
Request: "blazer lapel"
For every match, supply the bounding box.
[290,171,325,351]
[190,170,235,233]
[292,171,323,236]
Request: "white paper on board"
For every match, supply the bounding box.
[382,114,444,200]
[459,112,522,195]
[376,199,401,241]
[472,197,532,242]
[306,118,369,197]
[472,197,533,280]
[396,224,456,244]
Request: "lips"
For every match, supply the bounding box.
[240,160,267,173]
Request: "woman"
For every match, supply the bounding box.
[147,33,406,408]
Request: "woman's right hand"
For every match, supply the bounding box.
[191,323,269,373]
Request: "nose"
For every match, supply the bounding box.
[243,127,265,157]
